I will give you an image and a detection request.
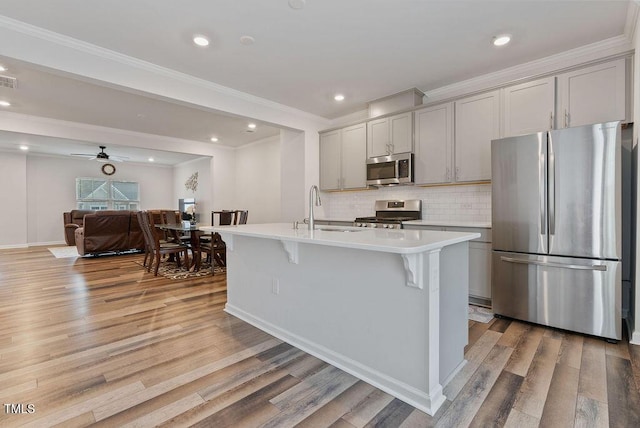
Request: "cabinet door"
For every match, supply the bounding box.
[389,112,413,154]
[557,58,626,128]
[414,103,453,184]
[468,242,492,300]
[341,123,367,189]
[454,90,500,182]
[367,117,390,158]
[503,76,555,137]
[319,130,341,191]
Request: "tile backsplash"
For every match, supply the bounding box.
[320,184,491,222]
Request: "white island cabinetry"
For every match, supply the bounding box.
[202,223,479,415]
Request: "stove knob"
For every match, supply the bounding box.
[370,224,377,228]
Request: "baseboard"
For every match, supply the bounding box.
[29,240,66,247]
[469,295,491,308]
[0,243,28,250]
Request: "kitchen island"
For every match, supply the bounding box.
[200,223,479,415]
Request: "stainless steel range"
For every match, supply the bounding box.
[354,200,422,229]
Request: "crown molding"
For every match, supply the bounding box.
[424,34,633,102]
[0,15,330,126]
[626,1,640,43]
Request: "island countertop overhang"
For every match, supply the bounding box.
[199,223,480,254]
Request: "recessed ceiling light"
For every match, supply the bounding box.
[289,0,306,9]
[148,157,154,162]
[0,100,11,107]
[240,35,255,45]
[193,35,210,47]
[248,123,257,129]
[492,34,511,47]
[334,94,345,102]
[210,137,219,142]
[19,145,28,151]
[0,65,6,72]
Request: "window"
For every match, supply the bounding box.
[76,178,139,210]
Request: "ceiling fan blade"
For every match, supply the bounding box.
[70,153,95,158]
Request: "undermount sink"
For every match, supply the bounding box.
[316,228,362,232]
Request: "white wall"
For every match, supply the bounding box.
[0,152,27,248]
[25,154,174,245]
[280,130,307,223]
[235,136,281,224]
[173,157,214,225]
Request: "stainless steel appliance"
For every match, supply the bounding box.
[366,152,414,186]
[491,121,623,340]
[354,199,421,229]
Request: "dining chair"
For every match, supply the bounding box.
[136,211,153,268]
[235,210,248,225]
[212,210,234,226]
[211,210,249,226]
[199,232,226,275]
[142,210,190,276]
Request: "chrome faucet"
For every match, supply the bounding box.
[308,185,322,231]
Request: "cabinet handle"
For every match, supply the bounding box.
[549,112,553,130]
[390,143,394,154]
[455,166,460,181]
[564,110,569,128]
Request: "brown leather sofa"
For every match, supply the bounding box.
[63,210,95,246]
[74,210,145,256]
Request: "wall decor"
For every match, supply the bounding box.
[185,172,198,192]
[101,163,116,176]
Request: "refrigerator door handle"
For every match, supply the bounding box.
[500,256,607,271]
[548,146,556,235]
[540,148,547,236]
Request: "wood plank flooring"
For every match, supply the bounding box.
[1,246,640,427]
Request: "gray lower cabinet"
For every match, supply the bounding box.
[404,224,492,305]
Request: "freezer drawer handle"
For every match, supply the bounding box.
[500,256,607,271]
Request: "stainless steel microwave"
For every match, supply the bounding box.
[366,152,414,186]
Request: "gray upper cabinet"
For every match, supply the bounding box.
[557,58,627,128]
[367,112,413,158]
[502,76,555,137]
[414,102,453,184]
[319,129,341,191]
[319,123,367,191]
[454,90,500,182]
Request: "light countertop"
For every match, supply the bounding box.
[403,220,492,228]
[200,223,480,255]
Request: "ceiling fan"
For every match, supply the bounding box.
[70,145,128,162]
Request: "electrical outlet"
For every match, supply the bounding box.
[272,278,280,295]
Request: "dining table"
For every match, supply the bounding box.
[155,223,206,271]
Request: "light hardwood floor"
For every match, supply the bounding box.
[1,246,639,427]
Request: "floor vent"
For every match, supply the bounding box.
[0,75,17,89]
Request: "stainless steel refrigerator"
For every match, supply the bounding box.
[491,121,622,340]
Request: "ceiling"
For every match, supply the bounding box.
[0,1,635,161]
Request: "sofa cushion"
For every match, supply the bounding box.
[81,211,131,254]
[63,210,95,246]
